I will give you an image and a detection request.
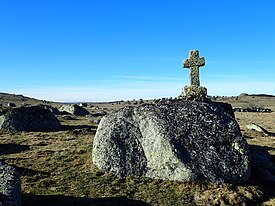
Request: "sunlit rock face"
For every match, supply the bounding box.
[59,104,90,116]
[92,100,250,184]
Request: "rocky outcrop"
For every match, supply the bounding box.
[59,104,90,116]
[0,161,21,206]
[0,105,61,132]
[92,100,250,184]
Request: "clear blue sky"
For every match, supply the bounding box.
[0,0,274,102]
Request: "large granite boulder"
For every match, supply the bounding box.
[59,104,90,116]
[0,161,21,206]
[92,100,250,183]
[0,105,61,132]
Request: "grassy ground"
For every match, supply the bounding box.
[0,94,275,205]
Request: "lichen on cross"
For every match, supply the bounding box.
[183,50,205,86]
[181,50,207,101]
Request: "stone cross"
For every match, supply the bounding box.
[183,50,205,86]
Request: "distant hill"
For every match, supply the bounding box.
[0,92,54,107]
[248,94,275,97]
[1,92,275,110]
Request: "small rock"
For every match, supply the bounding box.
[59,104,89,116]
[7,103,16,108]
[91,111,107,117]
[79,103,88,107]
[90,118,101,124]
[62,115,77,120]
[72,128,96,135]
[246,124,270,136]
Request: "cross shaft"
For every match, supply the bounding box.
[183,50,205,86]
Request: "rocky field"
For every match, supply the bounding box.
[0,92,274,206]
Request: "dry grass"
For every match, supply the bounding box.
[0,94,275,205]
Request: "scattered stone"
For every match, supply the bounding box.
[62,115,77,120]
[90,118,101,124]
[7,103,16,108]
[233,107,272,113]
[246,124,270,136]
[0,105,61,132]
[0,161,21,206]
[181,50,207,101]
[233,107,242,112]
[79,103,88,107]
[72,128,96,135]
[93,100,250,184]
[59,104,90,116]
[91,111,107,117]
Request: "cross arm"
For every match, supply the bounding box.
[183,57,205,68]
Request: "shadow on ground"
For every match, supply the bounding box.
[22,194,149,206]
[59,125,97,131]
[16,166,50,177]
[268,131,275,136]
[0,143,30,155]
[249,144,275,152]
[246,145,275,190]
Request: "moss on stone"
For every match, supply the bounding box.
[182,85,207,101]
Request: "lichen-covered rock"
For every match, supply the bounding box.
[92,100,250,183]
[0,161,21,206]
[59,104,89,116]
[0,105,61,132]
[182,85,207,101]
